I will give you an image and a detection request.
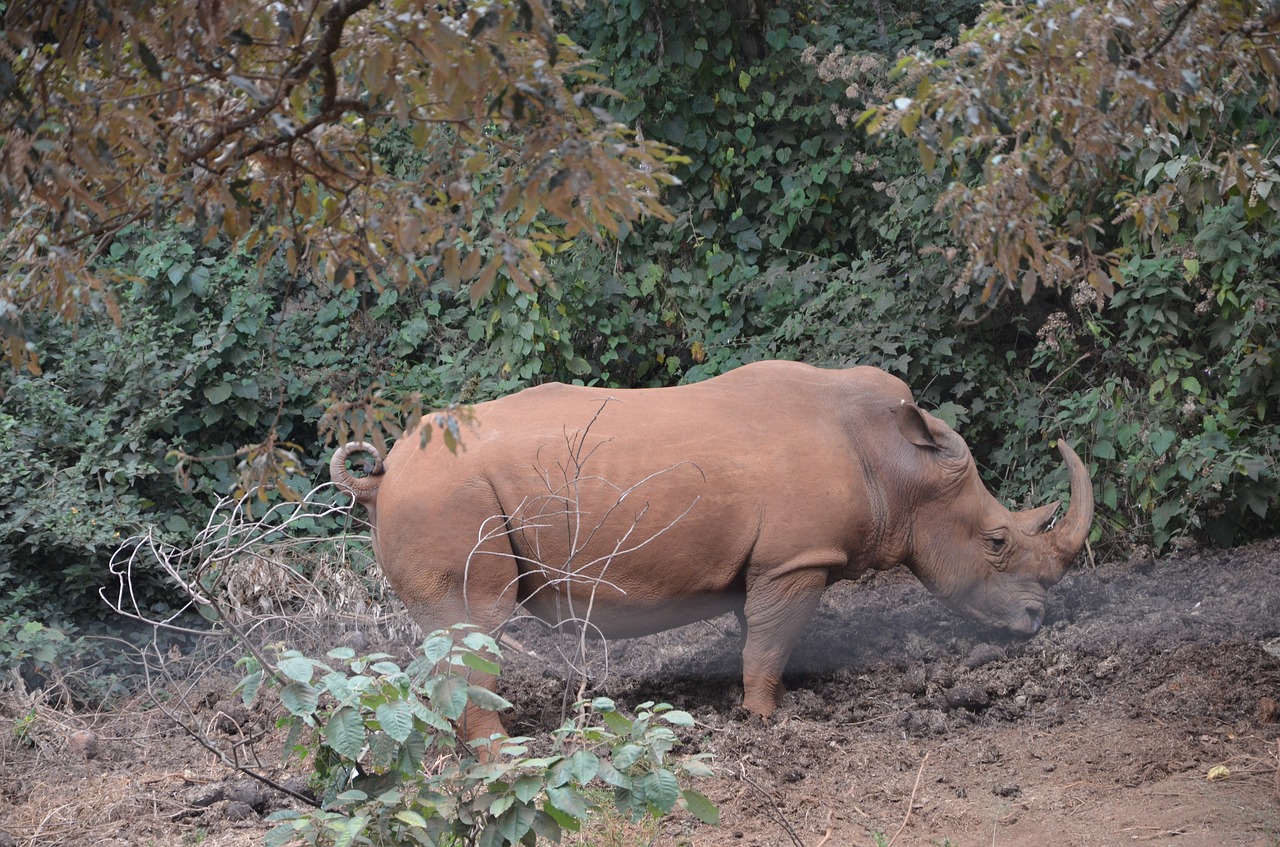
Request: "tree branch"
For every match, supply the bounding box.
[1140,0,1202,65]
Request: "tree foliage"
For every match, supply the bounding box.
[0,0,680,369]
[862,0,1280,304]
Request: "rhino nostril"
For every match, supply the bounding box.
[1026,607,1044,633]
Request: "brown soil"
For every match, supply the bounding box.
[4,541,1280,847]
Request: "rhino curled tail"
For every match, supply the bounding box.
[330,442,384,505]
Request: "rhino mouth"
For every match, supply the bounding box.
[949,596,1046,636]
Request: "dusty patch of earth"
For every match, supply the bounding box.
[3,541,1279,847]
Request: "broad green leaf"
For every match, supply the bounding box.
[545,784,591,821]
[641,769,680,813]
[467,685,514,712]
[531,809,566,840]
[513,774,544,803]
[236,670,262,707]
[395,810,428,828]
[321,672,356,705]
[613,743,643,771]
[334,790,368,803]
[680,788,720,825]
[376,699,414,743]
[461,652,502,676]
[1149,429,1177,458]
[332,815,369,847]
[596,760,631,789]
[203,382,233,404]
[428,673,469,720]
[408,699,453,732]
[325,706,366,760]
[461,629,501,655]
[280,682,319,717]
[396,730,428,772]
[659,710,694,727]
[421,633,454,665]
[277,656,315,683]
[495,802,537,845]
[564,749,600,784]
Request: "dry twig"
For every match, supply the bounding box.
[885,751,930,847]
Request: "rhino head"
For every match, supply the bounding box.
[894,404,1095,636]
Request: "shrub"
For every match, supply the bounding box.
[254,628,718,847]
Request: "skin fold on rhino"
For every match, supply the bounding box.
[331,360,1094,744]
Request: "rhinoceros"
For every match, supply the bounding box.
[331,360,1093,742]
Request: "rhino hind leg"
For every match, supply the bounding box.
[738,564,830,716]
[381,516,521,746]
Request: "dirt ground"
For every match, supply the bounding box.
[3,539,1279,847]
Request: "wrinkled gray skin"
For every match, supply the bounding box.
[331,361,1095,742]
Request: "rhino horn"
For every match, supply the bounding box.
[1041,440,1095,583]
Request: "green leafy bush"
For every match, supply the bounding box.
[253,627,717,847]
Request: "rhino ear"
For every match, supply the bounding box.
[896,402,943,450]
[1015,501,1061,536]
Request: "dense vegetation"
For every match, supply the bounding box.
[2,0,1277,673]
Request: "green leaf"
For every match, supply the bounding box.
[531,809,565,841]
[513,774,544,803]
[539,802,579,834]
[545,785,591,821]
[495,802,537,845]
[321,672,358,705]
[467,685,514,712]
[596,760,631,789]
[1180,375,1203,395]
[325,706,366,760]
[1152,499,1181,532]
[681,754,715,777]
[1149,429,1176,458]
[613,743,643,771]
[237,670,263,706]
[680,788,720,825]
[461,630,501,655]
[277,656,315,683]
[660,709,694,727]
[332,815,369,847]
[461,651,502,676]
[203,382,233,404]
[376,699,414,743]
[420,633,454,665]
[396,730,428,772]
[395,810,429,828]
[564,749,600,784]
[642,769,680,813]
[428,674,469,720]
[280,682,320,717]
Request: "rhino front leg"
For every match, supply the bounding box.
[739,563,831,716]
